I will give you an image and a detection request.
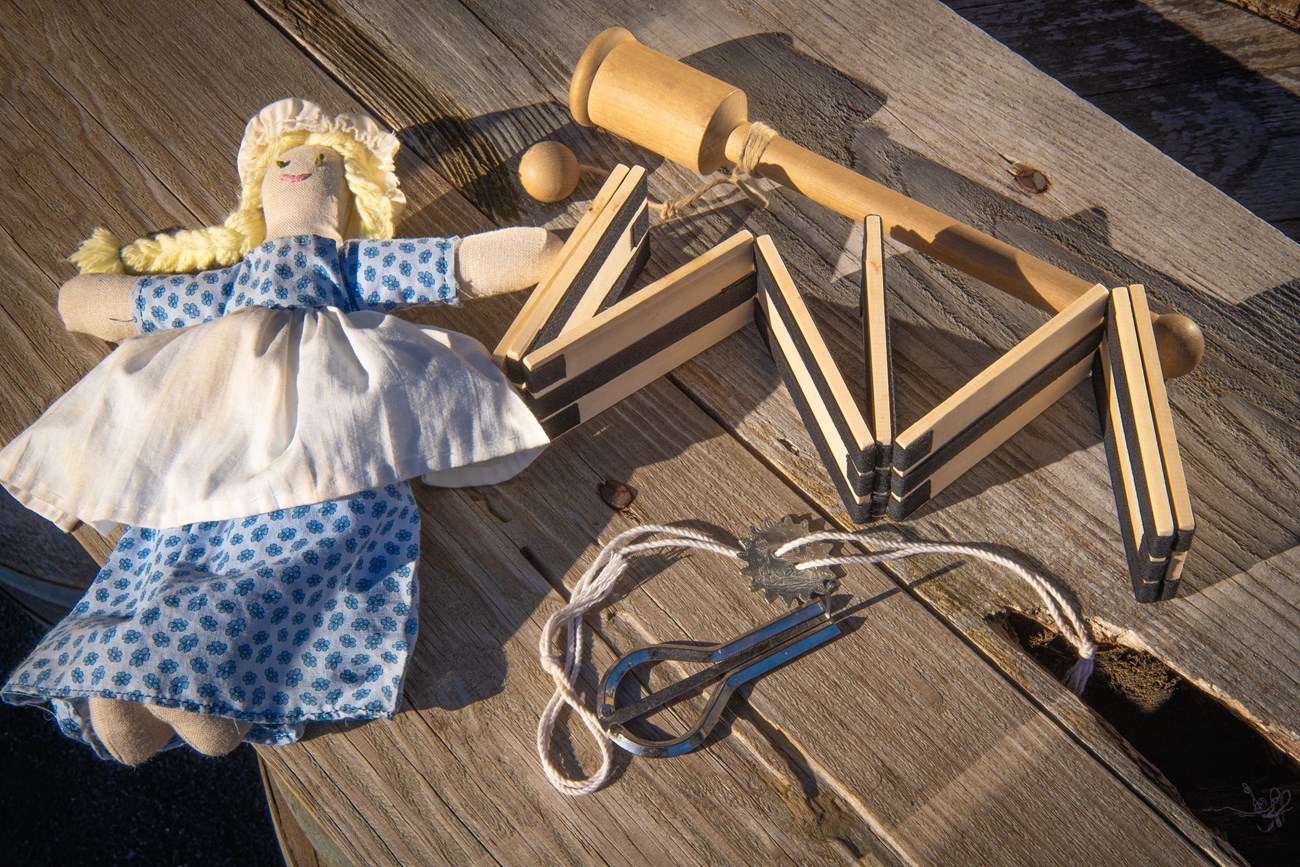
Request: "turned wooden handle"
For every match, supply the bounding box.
[570,27,1204,377]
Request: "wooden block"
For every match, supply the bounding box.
[533,301,755,437]
[1095,285,1194,602]
[1127,285,1195,598]
[1095,343,1167,602]
[862,215,894,518]
[521,232,756,418]
[756,235,877,521]
[494,163,630,372]
[560,204,650,327]
[890,351,1096,521]
[888,284,1109,519]
[1108,286,1176,557]
[493,164,648,381]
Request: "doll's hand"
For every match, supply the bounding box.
[58,274,139,342]
[456,227,562,298]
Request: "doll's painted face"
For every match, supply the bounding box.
[260,145,353,241]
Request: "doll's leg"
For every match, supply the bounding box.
[89,696,174,766]
[146,703,251,756]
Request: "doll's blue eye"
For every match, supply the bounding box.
[314,153,325,166]
[275,160,289,168]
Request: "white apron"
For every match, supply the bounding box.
[0,305,548,531]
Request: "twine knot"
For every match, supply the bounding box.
[654,122,779,222]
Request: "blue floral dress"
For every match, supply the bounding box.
[2,234,539,754]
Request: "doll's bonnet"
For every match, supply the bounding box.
[73,98,407,275]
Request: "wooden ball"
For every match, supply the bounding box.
[1153,313,1205,379]
[519,142,580,203]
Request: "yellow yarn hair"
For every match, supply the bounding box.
[72,130,398,275]
[69,228,128,275]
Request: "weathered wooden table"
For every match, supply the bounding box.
[3,1,1297,864]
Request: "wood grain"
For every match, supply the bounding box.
[439,385,1211,865]
[718,0,1300,760]
[261,758,347,867]
[940,0,1300,237]
[0,1,894,864]
[2,0,1294,863]
[1217,0,1300,29]
[261,0,1296,857]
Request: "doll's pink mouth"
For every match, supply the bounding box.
[280,172,312,184]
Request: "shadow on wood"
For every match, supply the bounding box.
[940,0,1300,240]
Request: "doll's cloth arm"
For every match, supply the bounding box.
[342,237,458,312]
[455,227,562,299]
[132,264,241,333]
[59,274,139,343]
[342,228,561,311]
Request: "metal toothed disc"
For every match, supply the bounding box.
[739,516,837,605]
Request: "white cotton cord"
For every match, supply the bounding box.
[775,532,1096,695]
[536,525,741,796]
[537,523,1097,797]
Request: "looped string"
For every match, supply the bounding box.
[537,522,1095,796]
[774,532,1097,694]
[652,122,779,222]
[536,525,740,797]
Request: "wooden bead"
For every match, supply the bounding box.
[519,142,580,203]
[1152,313,1205,379]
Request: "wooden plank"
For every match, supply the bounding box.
[1217,0,1300,29]
[728,0,1300,740]
[939,0,1300,236]
[942,0,1299,91]
[252,1,1235,862]
[1087,70,1300,230]
[655,0,1298,849]
[261,759,346,867]
[2,0,1289,864]
[473,386,1212,866]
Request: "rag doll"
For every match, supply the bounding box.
[0,98,557,765]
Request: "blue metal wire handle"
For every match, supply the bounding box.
[596,599,843,757]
